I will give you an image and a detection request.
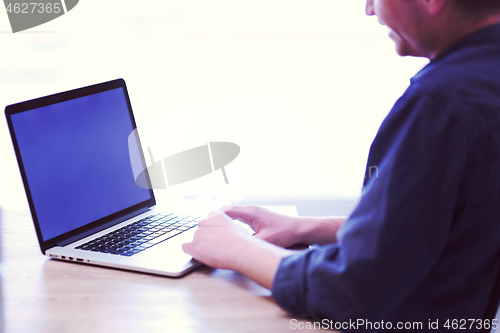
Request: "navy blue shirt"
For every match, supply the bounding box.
[272,24,500,331]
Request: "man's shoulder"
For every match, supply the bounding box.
[411,42,500,98]
[397,45,500,141]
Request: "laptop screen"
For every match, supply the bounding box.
[8,85,152,242]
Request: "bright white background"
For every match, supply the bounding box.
[0,0,428,212]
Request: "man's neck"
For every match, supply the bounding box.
[428,14,500,59]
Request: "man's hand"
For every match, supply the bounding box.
[223,205,305,248]
[224,205,346,247]
[182,210,294,289]
[182,210,251,270]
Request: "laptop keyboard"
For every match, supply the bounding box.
[75,212,199,257]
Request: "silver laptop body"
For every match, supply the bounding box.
[5,79,200,277]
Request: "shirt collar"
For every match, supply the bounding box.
[411,23,500,83]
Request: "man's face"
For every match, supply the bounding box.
[366,0,429,57]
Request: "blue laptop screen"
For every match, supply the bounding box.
[10,87,152,241]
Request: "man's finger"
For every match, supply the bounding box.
[182,242,192,255]
[197,219,210,227]
[207,210,223,218]
[219,205,233,212]
[224,205,259,225]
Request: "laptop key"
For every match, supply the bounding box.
[148,230,183,245]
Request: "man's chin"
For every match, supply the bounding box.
[390,33,424,57]
[392,39,413,57]
[388,33,408,56]
[395,45,412,57]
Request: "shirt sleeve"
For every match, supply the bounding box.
[271,88,471,323]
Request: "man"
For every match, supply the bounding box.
[183,0,500,330]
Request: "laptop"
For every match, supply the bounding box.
[5,79,202,277]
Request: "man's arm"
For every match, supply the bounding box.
[182,207,345,289]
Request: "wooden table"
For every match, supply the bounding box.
[0,210,323,333]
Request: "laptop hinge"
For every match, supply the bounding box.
[56,207,150,247]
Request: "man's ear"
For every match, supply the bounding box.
[419,0,447,16]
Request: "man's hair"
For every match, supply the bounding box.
[453,0,500,16]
